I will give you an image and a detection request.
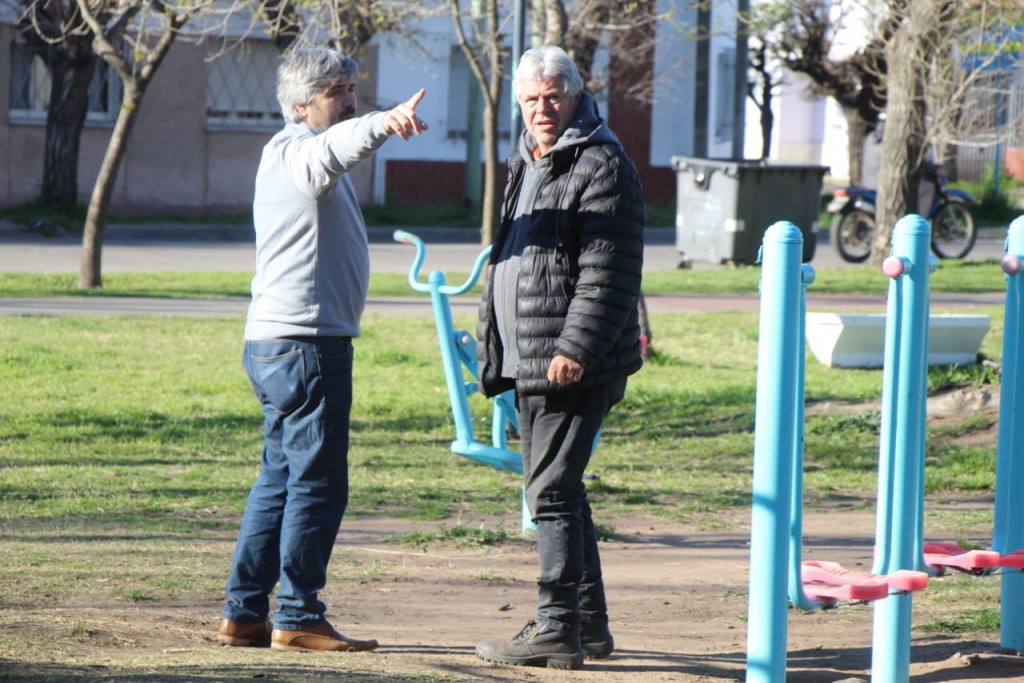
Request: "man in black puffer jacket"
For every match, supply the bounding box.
[475,45,644,671]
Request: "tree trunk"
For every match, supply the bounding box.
[759,102,773,160]
[871,2,940,266]
[481,97,499,245]
[79,82,141,288]
[542,0,567,46]
[843,107,868,187]
[479,0,500,245]
[42,45,96,207]
[564,0,609,91]
[747,42,774,160]
[75,0,186,289]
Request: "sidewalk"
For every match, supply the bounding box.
[0,220,1011,316]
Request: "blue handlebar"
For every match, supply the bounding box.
[392,229,492,295]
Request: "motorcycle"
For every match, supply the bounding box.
[827,166,978,263]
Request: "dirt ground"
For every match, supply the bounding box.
[3,389,1023,682]
[3,507,1024,683]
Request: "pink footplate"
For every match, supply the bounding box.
[998,550,1024,569]
[884,569,930,591]
[923,541,1001,572]
[801,561,890,603]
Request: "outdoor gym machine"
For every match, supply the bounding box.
[393,230,530,531]
[746,217,1024,682]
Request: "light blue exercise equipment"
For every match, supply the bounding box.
[746,220,930,683]
[393,230,530,530]
[746,217,1024,682]
[869,215,936,683]
[744,221,808,683]
[995,217,1024,650]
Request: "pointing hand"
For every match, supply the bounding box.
[384,88,429,140]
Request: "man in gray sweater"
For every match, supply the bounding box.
[217,46,427,653]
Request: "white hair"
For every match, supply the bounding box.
[514,45,584,98]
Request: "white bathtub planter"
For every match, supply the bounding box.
[804,312,991,369]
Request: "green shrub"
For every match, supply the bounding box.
[951,163,1022,225]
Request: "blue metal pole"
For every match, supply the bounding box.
[872,256,905,577]
[871,215,932,683]
[428,270,477,449]
[745,222,804,683]
[788,263,820,612]
[997,217,1024,650]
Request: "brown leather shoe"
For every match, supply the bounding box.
[217,617,271,647]
[271,621,379,652]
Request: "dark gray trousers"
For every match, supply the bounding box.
[518,378,626,632]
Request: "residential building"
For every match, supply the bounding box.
[1,1,747,215]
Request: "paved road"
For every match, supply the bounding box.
[0,224,685,273]
[0,223,1012,316]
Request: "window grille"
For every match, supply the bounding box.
[207,40,282,129]
[8,40,120,124]
[714,47,736,143]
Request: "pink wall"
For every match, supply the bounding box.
[1,28,268,214]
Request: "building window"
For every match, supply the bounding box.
[446,46,511,140]
[714,47,736,143]
[8,40,121,124]
[207,40,282,130]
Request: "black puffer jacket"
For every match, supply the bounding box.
[477,92,645,398]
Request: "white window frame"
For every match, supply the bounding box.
[714,47,736,143]
[8,40,121,125]
[206,39,282,131]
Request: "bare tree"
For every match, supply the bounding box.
[923,2,1024,178]
[451,0,503,245]
[561,0,609,90]
[753,0,1024,264]
[75,0,197,288]
[534,0,565,48]
[11,0,97,208]
[746,39,778,160]
[871,0,1021,264]
[529,0,662,106]
[872,0,942,265]
[746,0,893,185]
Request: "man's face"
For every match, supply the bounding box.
[296,78,357,133]
[517,77,580,155]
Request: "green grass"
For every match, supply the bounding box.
[0,271,428,298]
[0,305,1006,529]
[1,200,680,232]
[0,257,1012,299]
[0,282,1009,671]
[390,524,510,550]
[918,608,1001,632]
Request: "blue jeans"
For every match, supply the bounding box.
[223,337,353,629]
[518,378,626,632]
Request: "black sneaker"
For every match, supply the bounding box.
[581,621,614,659]
[475,619,584,670]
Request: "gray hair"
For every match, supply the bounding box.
[514,45,584,99]
[277,47,358,124]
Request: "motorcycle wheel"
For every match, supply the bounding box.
[930,198,977,259]
[833,210,875,263]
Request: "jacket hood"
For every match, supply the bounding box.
[517,91,620,161]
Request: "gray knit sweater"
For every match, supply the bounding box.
[245,113,389,340]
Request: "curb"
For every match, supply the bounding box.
[0,220,677,245]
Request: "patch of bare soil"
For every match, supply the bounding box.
[2,507,1022,683]
[0,387,1017,682]
[807,385,1001,448]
